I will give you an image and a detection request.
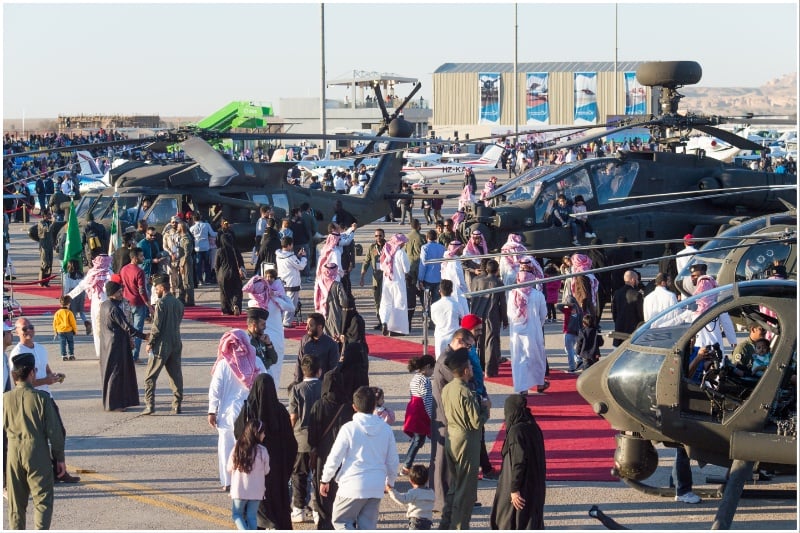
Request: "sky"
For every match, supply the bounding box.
[2,0,798,119]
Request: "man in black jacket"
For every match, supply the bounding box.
[611,270,644,347]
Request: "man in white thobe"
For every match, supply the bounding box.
[378,234,411,335]
[430,279,468,359]
[207,329,267,490]
[675,233,698,275]
[440,240,469,312]
[507,270,548,394]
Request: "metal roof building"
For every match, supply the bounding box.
[432,61,656,138]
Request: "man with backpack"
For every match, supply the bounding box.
[82,213,108,261]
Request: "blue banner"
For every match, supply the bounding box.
[526,72,549,125]
[479,73,501,124]
[624,72,647,115]
[574,72,598,125]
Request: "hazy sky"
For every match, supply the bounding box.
[2,0,797,119]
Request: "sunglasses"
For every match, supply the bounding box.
[20,325,35,332]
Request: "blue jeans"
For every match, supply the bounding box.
[231,498,259,530]
[58,332,74,357]
[671,446,693,496]
[130,304,147,361]
[403,433,427,469]
[564,332,578,371]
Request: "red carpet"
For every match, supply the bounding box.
[10,287,616,481]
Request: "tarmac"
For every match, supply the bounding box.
[2,167,797,530]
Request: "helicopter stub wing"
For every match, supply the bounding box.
[180,136,239,187]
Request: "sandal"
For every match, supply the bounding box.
[536,380,551,394]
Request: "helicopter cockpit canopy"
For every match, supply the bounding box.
[604,280,795,432]
[675,213,796,296]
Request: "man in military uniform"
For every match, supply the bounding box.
[359,228,386,330]
[177,221,195,306]
[245,307,278,373]
[162,216,183,300]
[143,275,185,415]
[405,219,424,325]
[37,210,55,286]
[3,352,66,530]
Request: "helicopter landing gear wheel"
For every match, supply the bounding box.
[636,61,703,87]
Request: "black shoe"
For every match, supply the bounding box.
[382,325,389,336]
[57,473,81,483]
[482,468,500,480]
[373,323,383,331]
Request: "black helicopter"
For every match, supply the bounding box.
[9,82,422,252]
[576,278,796,529]
[456,61,796,260]
[674,209,796,296]
[458,233,797,529]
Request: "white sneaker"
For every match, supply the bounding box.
[585,232,595,238]
[312,510,320,525]
[572,239,580,246]
[675,491,702,504]
[291,508,306,523]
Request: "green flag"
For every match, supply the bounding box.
[62,200,83,270]
[108,199,122,255]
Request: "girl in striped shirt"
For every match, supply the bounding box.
[400,355,435,476]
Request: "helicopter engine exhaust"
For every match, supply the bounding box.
[612,432,658,481]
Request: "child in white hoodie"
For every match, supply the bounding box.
[320,385,399,530]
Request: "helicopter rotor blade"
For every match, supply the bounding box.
[579,186,797,218]
[392,81,422,121]
[691,124,768,152]
[422,232,792,265]
[464,236,796,298]
[180,136,238,187]
[536,120,654,153]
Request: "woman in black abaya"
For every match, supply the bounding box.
[490,394,546,530]
[307,369,354,529]
[235,373,297,530]
[215,224,246,315]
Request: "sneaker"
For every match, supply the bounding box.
[62,356,68,361]
[400,466,411,476]
[291,508,308,523]
[572,239,580,246]
[675,491,701,504]
[68,355,75,360]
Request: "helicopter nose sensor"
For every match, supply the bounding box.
[613,432,659,481]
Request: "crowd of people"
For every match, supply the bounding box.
[4,154,794,530]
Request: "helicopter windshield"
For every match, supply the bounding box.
[493,164,560,201]
[75,195,95,219]
[532,166,594,223]
[736,241,793,281]
[592,160,640,204]
[607,349,665,427]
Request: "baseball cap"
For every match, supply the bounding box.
[683,233,695,243]
[460,314,483,330]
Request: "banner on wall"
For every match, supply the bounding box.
[574,72,598,125]
[624,72,647,115]
[478,73,501,124]
[525,72,549,125]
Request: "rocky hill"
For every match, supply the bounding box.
[680,73,797,117]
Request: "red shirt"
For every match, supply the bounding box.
[120,263,147,307]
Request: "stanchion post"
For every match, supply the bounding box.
[22,204,28,224]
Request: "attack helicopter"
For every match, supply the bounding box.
[674,209,796,296]
[8,83,422,252]
[456,61,796,260]
[577,279,796,529]
[459,235,797,529]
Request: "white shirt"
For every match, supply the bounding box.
[321,412,398,499]
[333,175,348,191]
[643,285,678,322]
[60,180,74,195]
[675,245,698,275]
[430,296,466,358]
[255,217,268,239]
[9,342,51,396]
[276,249,307,289]
[191,221,215,252]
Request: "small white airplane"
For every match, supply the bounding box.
[402,143,505,185]
[75,150,109,192]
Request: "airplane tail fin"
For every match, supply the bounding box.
[477,144,505,166]
[76,151,103,176]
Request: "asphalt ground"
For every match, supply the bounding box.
[2,167,797,530]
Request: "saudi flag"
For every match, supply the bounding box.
[108,198,122,255]
[61,200,83,270]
